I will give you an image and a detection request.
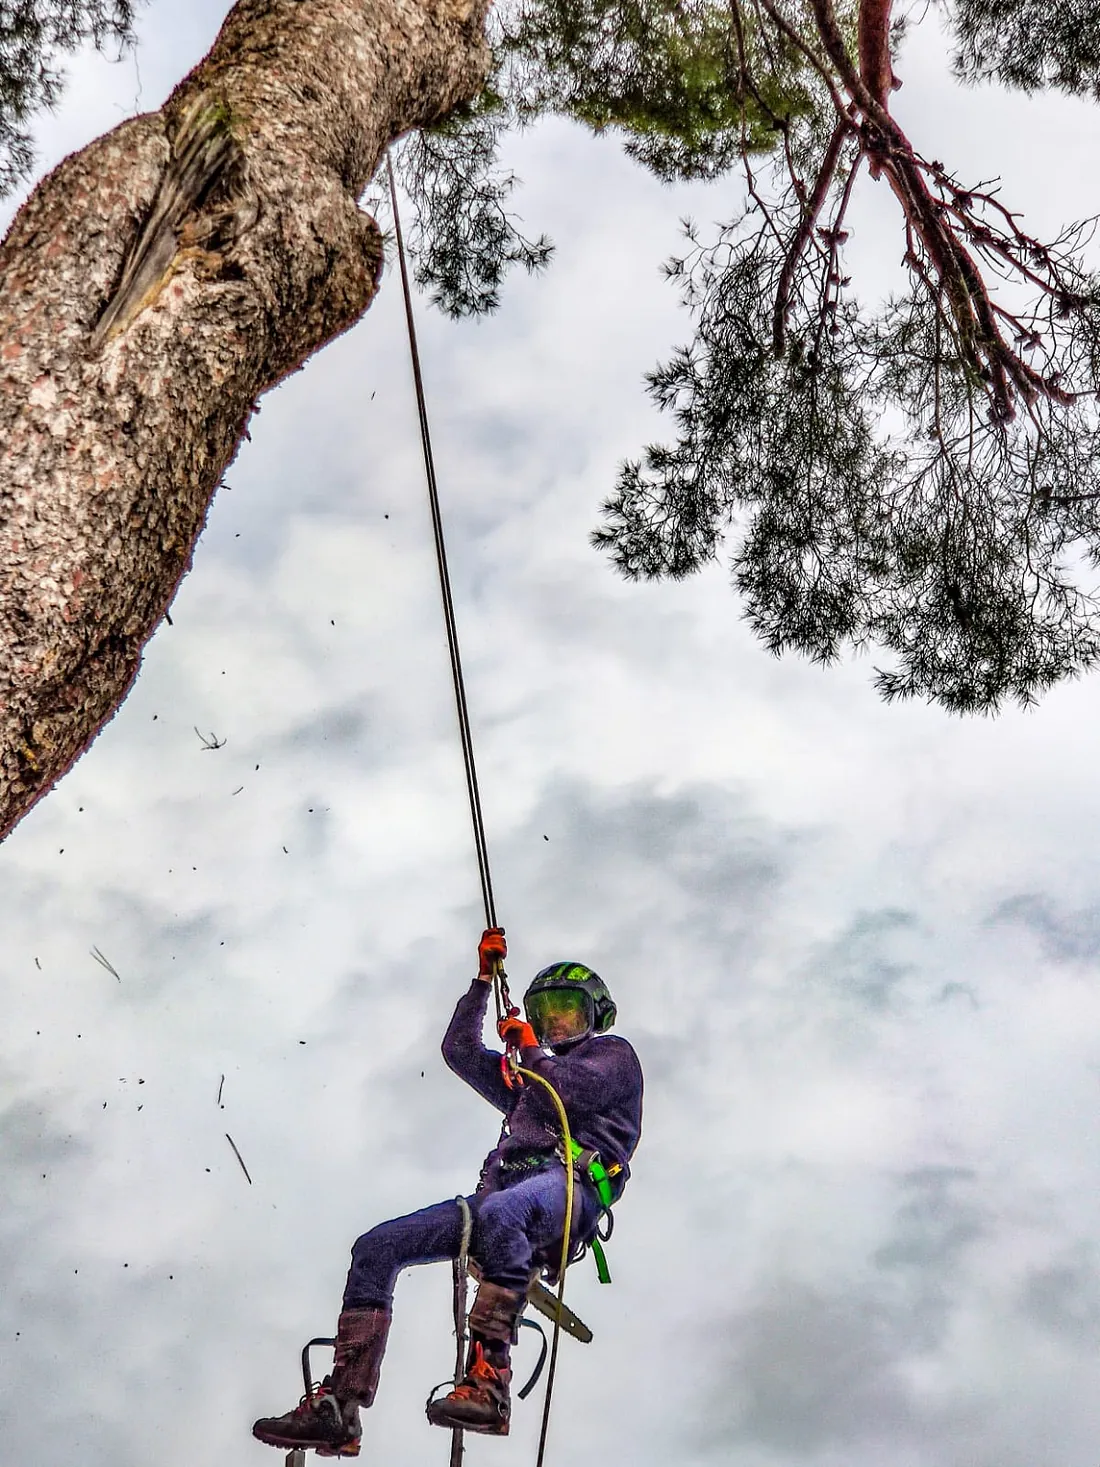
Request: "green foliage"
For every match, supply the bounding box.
[400,0,1100,709]
[0,1,137,195]
[398,0,821,314]
[595,179,1100,712]
[949,0,1100,99]
[500,0,814,181]
[396,103,553,319]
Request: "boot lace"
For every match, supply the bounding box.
[450,1343,502,1400]
[292,1384,340,1419]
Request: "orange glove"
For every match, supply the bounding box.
[498,1015,538,1049]
[478,927,507,980]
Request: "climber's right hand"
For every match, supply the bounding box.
[477,927,507,980]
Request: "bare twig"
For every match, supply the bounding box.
[773,118,852,354]
[756,0,847,119]
[225,1132,252,1185]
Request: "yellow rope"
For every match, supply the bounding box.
[515,1066,575,1467]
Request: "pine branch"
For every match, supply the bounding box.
[772,116,852,355]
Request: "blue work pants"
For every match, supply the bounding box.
[343,1166,600,1309]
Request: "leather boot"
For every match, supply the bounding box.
[330,1308,392,1409]
[252,1307,392,1458]
[426,1282,523,1436]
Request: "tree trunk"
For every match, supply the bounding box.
[0,0,490,841]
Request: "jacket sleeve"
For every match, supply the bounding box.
[519,1036,642,1157]
[441,979,513,1113]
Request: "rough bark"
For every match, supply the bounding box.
[0,0,491,841]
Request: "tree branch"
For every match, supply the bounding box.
[858,0,895,110]
[772,118,852,355]
[754,0,848,121]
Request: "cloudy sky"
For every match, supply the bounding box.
[4,6,1100,1466]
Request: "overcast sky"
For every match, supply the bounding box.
[4,7,1100,1466]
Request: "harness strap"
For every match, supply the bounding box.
[567,1140,622,1209]
[564,1141,619,1282]
[589,1236,612,1285]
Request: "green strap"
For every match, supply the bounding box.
[590,1235,612,1285]
[568,1140,614,1207]
[588,1162,614,1209]
[567,1141,615,1283]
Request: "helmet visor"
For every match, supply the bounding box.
[525,988,592,1045]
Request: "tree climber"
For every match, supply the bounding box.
[251,927,644,1458]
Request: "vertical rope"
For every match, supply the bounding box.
[387,150,572,1467]
[516,1068,575,1467]
[386,153,497,931]
[450,1197,474,1467]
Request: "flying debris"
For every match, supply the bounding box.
[90,946,120,981]
[225,1132,253,1185]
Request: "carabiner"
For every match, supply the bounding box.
[500,1047,524,1091]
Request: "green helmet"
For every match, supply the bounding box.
[524,962,617,1037]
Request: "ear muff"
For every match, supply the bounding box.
[595,998,617,1033]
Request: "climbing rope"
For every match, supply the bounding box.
[386,154,498,932]
[516,1068,575,1467]
[451,1196,474,1467]
[387,151,574,1467]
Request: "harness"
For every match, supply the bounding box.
[496,1139,619,1285]
[568,1140,621,1209]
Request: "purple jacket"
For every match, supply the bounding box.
[442,979,644,1197]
